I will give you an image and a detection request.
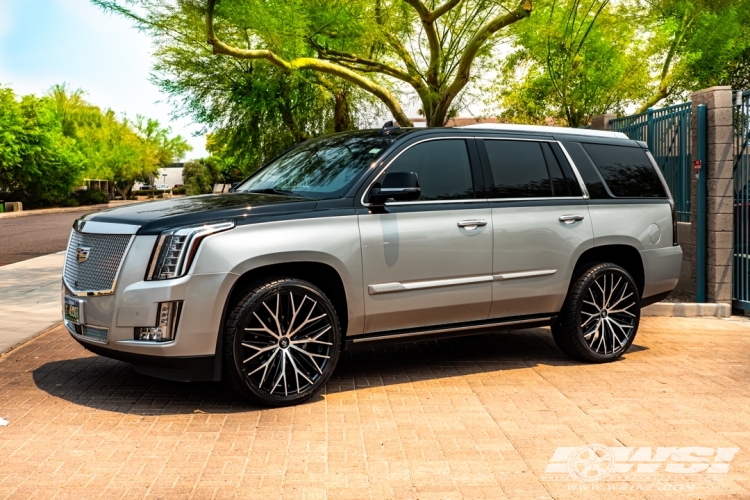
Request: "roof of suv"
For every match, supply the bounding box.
[459,123,629,140]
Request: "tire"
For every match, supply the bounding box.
[223,278,341,406]
[552,263,640,363]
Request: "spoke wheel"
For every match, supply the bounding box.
[552,263,640,363]
[224,279,341,406]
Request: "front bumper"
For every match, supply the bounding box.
[62,233,238,382]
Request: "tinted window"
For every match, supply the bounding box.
[386,140,474,200]
[560,141,609,198]
[484,140,551,198]
[541,142,569,196]
[237,133,395,199]
[549,143,583,196]
[582,144,667,197]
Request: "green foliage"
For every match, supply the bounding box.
[0,83,191,208]
[92,0,533,127]
[183,157,222,195]
[75,188,111,205]
[492,0,649,127]
[0,86,84,207]
[638,0,750,110]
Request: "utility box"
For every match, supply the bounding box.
[4,202,22,212]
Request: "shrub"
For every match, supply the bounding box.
[75,188,110,205]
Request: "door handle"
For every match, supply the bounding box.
[559,214,585,224]
[457,219,488,229]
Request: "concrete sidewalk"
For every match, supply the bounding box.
[0,253,64,354]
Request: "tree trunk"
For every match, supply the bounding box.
[333,89,353,132]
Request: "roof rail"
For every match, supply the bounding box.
[459,123,629,139]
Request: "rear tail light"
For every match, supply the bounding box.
[671,201,678,246]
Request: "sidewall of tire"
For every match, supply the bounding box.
[558,263,641,363]
[223,279,342,406]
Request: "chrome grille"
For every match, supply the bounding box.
[65,321,109,344]
[64,231,133,294]
[82,325,109,343]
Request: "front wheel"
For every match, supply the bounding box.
[223,278,341,406]
[552,263,640,363]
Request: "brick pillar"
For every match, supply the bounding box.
[590,114,617,131]
[690,86,734,305]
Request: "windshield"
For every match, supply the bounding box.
[235,133,395,199]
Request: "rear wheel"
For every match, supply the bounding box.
[223,278,341,406]
[552,263,640,363]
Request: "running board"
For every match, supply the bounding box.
[345,314,556,349]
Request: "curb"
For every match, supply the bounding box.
[641,302,730,318]
[0,322,62,357]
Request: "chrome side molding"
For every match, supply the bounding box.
[494,269,557,281]
[368,275,494,295]
[368,269,557,295]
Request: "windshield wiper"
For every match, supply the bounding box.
[244,188,307,198]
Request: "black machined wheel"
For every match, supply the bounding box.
[552,263,640,363]
[223,278,341,406]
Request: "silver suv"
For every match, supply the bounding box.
[62,124,681,406]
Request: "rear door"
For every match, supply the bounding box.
[477,137,595,318]
[358,138,493,333]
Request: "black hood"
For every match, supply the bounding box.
[81,193,321,235]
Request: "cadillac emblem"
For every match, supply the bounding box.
[76,246,91,263]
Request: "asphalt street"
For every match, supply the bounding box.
[0,209,95,266]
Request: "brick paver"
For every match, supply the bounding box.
[1,317,750,499]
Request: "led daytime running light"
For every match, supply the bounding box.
[147,221,235,280]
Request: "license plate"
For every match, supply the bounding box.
[64,296,84,325]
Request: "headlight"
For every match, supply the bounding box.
[146,221,235,280]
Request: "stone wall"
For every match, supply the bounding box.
[690,87,734,305]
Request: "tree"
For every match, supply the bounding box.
[183,157,222,195]
[0,84,192,205]
[0,86,83,207]
[93,0,533,127]
[492,0,648,127]
[636,0,750,111]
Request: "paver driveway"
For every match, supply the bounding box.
[1,317,749,499]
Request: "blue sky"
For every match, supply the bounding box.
[0,0,208,158]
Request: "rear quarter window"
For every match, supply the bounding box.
[582,143,666,198]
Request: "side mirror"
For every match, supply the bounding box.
[229,182,240,192]
[369,172,420,204]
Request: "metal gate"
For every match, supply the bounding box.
[733,90,750,309]
[610,104,692,222]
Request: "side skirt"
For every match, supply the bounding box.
[344,313,557,349]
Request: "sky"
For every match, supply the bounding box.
[0,0,208,159]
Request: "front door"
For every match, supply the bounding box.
[359,138,493,334]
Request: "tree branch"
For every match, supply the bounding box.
[403,0,442,89]
[429,0,465,22]
[435,0,532,121]
[307,38,414,84]
[205,0,412,126]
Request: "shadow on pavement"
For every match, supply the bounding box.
[32,328,648,415]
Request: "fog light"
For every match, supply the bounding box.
[136,301,182,342]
